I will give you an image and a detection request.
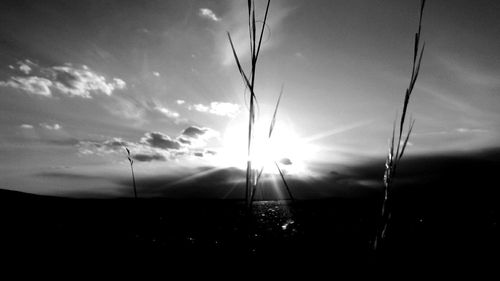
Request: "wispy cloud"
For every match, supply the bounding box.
[189,101,241,118]
[155,105,180,119]
[199,8,220,22]
[103,96,146,121]
[20,124,34,129]
[77,138,131,156]
[456,128,489,134]
[0,76,53,97]
[40,123,61,130]
[0,61,126,98]
[101,97,184,124]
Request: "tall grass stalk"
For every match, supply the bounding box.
[373,0,426,250]
[253,85,294,202]
[227,0,271,208]
[124,147,138,200]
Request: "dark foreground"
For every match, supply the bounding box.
[0,187,498,274]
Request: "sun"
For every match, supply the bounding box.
[213,114,316,176]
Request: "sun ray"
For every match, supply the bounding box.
[168,166,236,187]
[301,119,374,143]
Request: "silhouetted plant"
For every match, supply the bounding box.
[254,85,294,202]
[228,0,292,207]
[228,0,268,207]
[124,146,138,200]
[374,0,426,250]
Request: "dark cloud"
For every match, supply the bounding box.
[133,153,166,162]
[194,152,203,157]
[174,151,187,157]
[280,158,292,165]
[141,132,180,150]
[205,150,217,155]
[182,126,206,138]
[53,69,78,89]
[178,138,191,145]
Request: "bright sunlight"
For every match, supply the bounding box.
[214,114,317,176]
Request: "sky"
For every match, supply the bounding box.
[0,0,499,198]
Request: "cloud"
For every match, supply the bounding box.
[456,128,489,134]
[193,150,217,158]
[133,153,166,162]
[40,123,61,130]
[152,72,160,77]
[104,96,146,121]
[19,64,31,74]
[180,126,219,148]
[141,132,181,150]
[20,124,34,129]
[17,59,36,74]
[78,138,129,153]
[77,137,165,160]
[206,150,217,155]
[155,106,180,119]
[0,76,53,96]
[78,135,176,163]
[0,61,126,98]
[51,65,126,98]
[207,102,240,117]
[199,8,220,22]
[77,127,219,163]
[102,138,129,150]
[190,102,241,118]
[178,138,191,145]
[182,126,207,138]
[78,137,141,157]
[112,78,126,89]
[176,100,185,105]
[193,104,209,112]
[279,158,293,165]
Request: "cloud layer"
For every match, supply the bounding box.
[78,126,219,162]
[141,132,181,150]
[1,61,126,98]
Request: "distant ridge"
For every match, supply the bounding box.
[0,188,59,199]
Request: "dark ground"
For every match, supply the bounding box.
[0,185,498,273]
[1,149,500,274]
